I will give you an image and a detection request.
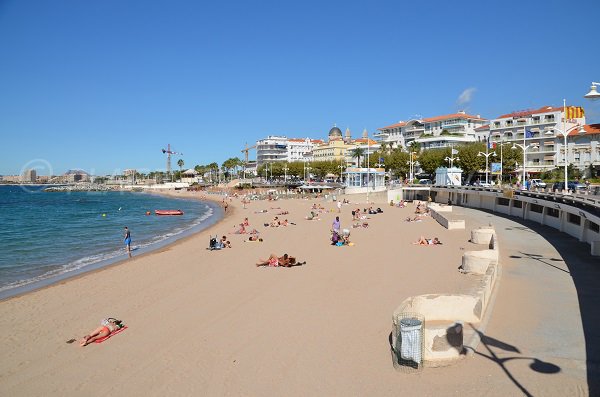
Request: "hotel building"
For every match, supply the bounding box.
[488,105,587,174]
[375,111,488,150]
[256,136,323,165]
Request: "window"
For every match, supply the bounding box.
[513,200,522,208]
[590,222,600,233]
[568,213,581,225]
[530,204,543,213]
[497,198,510,206]
[547,208,559,218]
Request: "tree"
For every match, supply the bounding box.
[417,148,446,176]
[455,142,486,183]
[387,148,410,178]
[177,159,185,178]
[349,147,365,167]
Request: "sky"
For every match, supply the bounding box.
[1,0,599,176]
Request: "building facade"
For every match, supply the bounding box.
[375,111,488,150]
[488,105,587,174]
[256,136,289,165]
[312,126,355,163]
[286,138,323,162]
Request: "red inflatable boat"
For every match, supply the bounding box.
[155,209,184,216]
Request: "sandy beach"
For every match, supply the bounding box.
[0,191,591,396]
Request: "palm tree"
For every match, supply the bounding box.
[350,147,365,167]
[177,159,184,181]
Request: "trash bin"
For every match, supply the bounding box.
[400,318,422,363]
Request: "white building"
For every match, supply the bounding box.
[256,136,288,165]
[286,138,323,162]
[557,123,600,177]
[375,111,488,150]
[488,105,587,174]
[21,169,37,183]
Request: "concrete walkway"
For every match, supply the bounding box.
[455,207,599,396]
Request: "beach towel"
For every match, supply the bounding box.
[95,326,128,343]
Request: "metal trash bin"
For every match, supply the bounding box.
[400,318,422,363]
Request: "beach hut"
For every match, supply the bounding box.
[344,167,386,194]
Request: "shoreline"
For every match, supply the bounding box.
[0,189,231,302]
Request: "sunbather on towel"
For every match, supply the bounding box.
[413,236,442,246]
[80,318,124,346]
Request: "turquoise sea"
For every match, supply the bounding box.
[0,185,222,299]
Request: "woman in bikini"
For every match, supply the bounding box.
[80,318,124,346]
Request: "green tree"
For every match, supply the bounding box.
[417,148,446,176]
[387,148,410,178]
[349,147,365,167]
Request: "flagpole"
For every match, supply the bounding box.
[563,98,567,192]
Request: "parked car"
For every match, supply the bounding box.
[551,181,586,192]
[418,179,433,185]
[530,179,547,188]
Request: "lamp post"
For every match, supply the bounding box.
[477,148,496,185]
[444,155,460,168]
[283,165,288,182]
[549,102,585,192]
[407,152,418,184]
[584,82,600,100]
[338,164,345,183]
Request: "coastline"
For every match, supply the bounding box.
[0,189,229,301]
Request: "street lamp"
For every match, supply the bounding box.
[444,155,459,169]
[584,82,600,100]
[283,165,289,182]
[546,100,586,193]
[338,163,345,183]
[477,149,496,185]
[407,152,419,184]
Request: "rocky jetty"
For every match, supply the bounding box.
[44,183,117,192]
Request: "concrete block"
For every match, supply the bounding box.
[394,294,483,323]
[462,250,498,274]
[423,321,464,362]
[592,241,600,257]
[471,227,495,245]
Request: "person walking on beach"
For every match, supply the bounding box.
[124,226,132,257]
[332,216,341,234]
[337,200,342,213]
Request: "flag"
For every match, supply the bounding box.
[487,137,496,149]
[379,157,384,163]
[525,129,534,139]
[451,148,459,155]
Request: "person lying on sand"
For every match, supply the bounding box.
[270,216,280,227]
[305,211,319,220]
[413,236,442,246]
[405,216,423,222]
[242,217,249,226]
[220,236,231,248]
[256,254,305,267]
[254,209,268,213]
[245,236,263,242]
[276,210,289,215]
[79,318,124,346]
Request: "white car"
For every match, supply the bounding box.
[530,179,547,188]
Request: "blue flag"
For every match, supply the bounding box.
[525,129,534,139]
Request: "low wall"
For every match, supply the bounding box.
[392,227,500,366]
[430,208,465,230]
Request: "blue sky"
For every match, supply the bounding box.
[1,0,599,176]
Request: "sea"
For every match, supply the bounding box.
[0,185,223,299]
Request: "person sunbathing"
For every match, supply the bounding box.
[276,210,289,215]
[278,254,305,267]
[254,209,268,213]
[413,236,442,246]
[306,211,319,220]
[242,217,249,226]
[79,318,124,346]
[256,254,280,267]
[270,216,280,227]
[245,235,263,242]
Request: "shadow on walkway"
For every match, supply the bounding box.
[468,325,561,397]
[473,210,600,395]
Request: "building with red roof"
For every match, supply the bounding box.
[375,111,488,150]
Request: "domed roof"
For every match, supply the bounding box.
[329,125,342,137]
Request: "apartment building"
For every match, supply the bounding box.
[375,111,487,150]
[488,105,587,173]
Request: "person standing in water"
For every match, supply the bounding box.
[124,226,132,257]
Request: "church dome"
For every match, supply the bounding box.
[329,126,342,138]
